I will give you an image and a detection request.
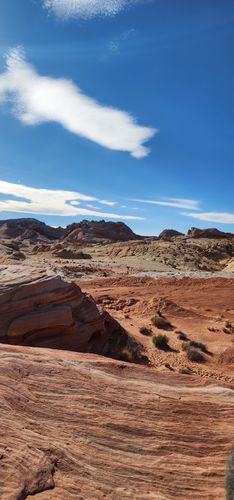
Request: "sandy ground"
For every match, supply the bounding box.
[79,276,234,385]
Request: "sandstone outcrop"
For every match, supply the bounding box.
[0,265,146,363]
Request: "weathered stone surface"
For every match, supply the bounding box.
[0,345,233,499]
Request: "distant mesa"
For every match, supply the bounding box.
[187,227,234,239]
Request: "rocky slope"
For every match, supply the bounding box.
[0,344,233,499]
[81,275,234,385]
[82,237,234,272]
[0,265,146,363]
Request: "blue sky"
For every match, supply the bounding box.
[0,0,233,235]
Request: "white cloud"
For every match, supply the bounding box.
[43,0,141,19]
[0,48,156,158]
[182,212,234,224]
[129,197,200,210]
[0,180,144,220]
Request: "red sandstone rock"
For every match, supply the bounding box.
[0,265,146,364]
[0,345,233,499]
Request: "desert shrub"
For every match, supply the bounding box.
[151,315,172,330]
[181,342,189,352]
[152,334,169,350]
[189,340,208,353]
[223,328,231,334]
[139,327,152,336]
[177,332,188,341]
[186,348,205,363]
[180,367,192,375]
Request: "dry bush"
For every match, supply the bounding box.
[189,340,208,353]
[152,334,169,350]
[139,327,152,336]
[151,315,172,330]
[186,348,205,363]
[177,332,188,341]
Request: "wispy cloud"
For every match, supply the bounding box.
[0,180,144,220]
[0,48,156,158]
[43,0,143,19]
[182,212,234,224]
[98,199,117,206]
[129,197,200,210]
[108,28,135,55]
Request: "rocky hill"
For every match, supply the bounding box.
[0,218,64,242]
[187,227,234,239]
[62,220,142,244]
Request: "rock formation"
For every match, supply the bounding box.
[158,229,184,241]
[62,220,142,244]
[0,218,64,242]
[0,345,233,499]
[0,265,146,364]
[187,227,233,239]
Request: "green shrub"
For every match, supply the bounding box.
[153,334,169,350]
[151,315,172,330]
